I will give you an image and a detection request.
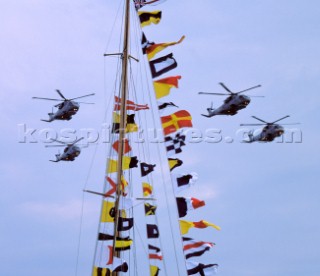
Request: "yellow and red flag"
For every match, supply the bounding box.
[179,220,221,235]
[153,75,181,99]
[146,36,185,60]
[161,110,192,135]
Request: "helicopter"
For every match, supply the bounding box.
[32,89,95,122]
[240,115,299,143]
[199,82,263,117]
[45,137,84,162]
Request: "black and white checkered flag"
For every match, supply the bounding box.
[165,132,186,156]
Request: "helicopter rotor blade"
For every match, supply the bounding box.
[198,92,230,96]
[32,97,63,102]
[76,102,95,104]
[251,116,269,124]
[49,138,67,144]
[279,123,300,125]
[72,137,84,145]
[271,115,290,124]
[219,82,233,93]
[45,145,66,147]
[240,123,266,126]
[56,89,67,100]
[247,95,265,98]
[69,93,95,101]
[236,85,262,94]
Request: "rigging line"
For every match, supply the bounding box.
[75,141,100,276]
[128,43,172,276]
[128,64,165,275]
[138,47,182,276]
[104,0,123,54]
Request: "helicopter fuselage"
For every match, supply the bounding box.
[45,101,80,122]
[203,94,251,117]
[53,145,81,162]
[248,124,284,142]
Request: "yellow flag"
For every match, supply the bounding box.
[150,265,160,276]
[153,76,181,99]
[179,220,194,235]
[92,267,111,276]
[101,200,115,222]
[107,156,138,173]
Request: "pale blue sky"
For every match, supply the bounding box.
[1,1,320,275]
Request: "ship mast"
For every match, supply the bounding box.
[113,0,130,269]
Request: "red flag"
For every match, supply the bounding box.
[112,139,132,154]
[114,96,149,111]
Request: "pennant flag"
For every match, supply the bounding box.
[146,36,185,60]
[182,237,215,259]
[101,200,115,222]
[158,101,178,111]
[161,110,192,135]
[114,96,149,111]
[172,173,198,194]
[138,11,162,27]
[153,75,181,99]
[141,162,156,176]
[147,224,160,238]
[176,197,205,218]
[150,265,160,276]
[168,158,183,171]
[112,139,132,154]
[118,217,134,232]
[148,244,163,260]
[186,261,218,275]
[98,233,133,251]
[112,112,138,133]
[165,132,186,156]
[179,220,221,235]
[149,53,177,78]
[107,156,138,173]
[145,203,157,216]
[143,182,153,197]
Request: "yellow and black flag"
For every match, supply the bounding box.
[107,156,138,173]
[138,11,162,27]
[112,113,138,133]
[145,203,157,216]
[168,158,183,171]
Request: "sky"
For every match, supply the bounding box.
[1,0,320,275]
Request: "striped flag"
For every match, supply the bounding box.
[182,237,215,259]
[186,261,218,275]
[138,11,162,27]
[148,244,163,260]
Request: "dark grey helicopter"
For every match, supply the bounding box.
[33,90,95,122]
[241,115,299,142]
[46,137,84,162]
[199,82,262,117]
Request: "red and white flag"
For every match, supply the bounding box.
[182,237,215,259]
[114,96,149,111]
